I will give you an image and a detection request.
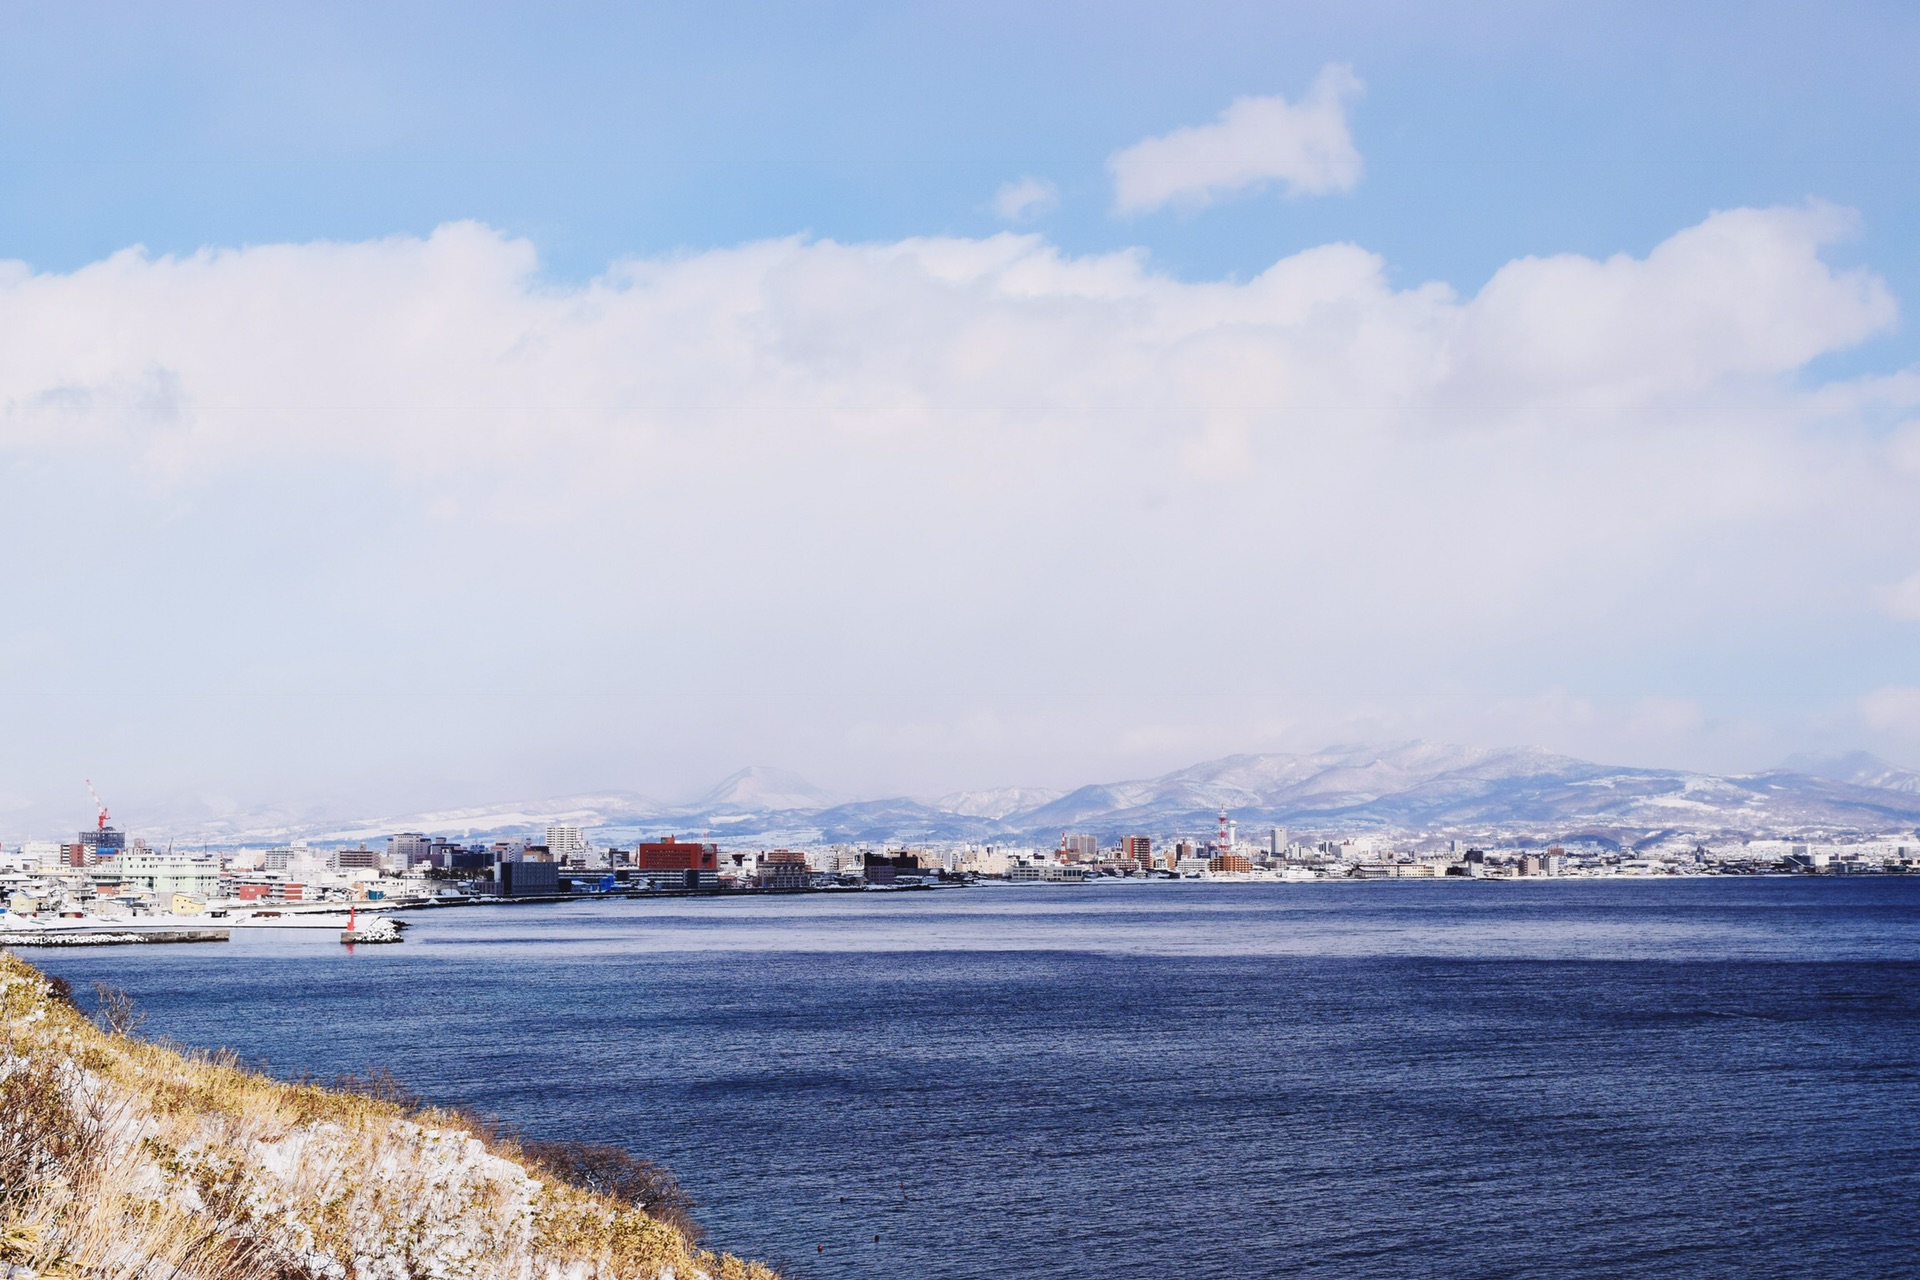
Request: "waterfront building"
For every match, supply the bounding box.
[496,859,559,896]
[232,878,307,903]
[636,836,721,889]
[1061,833,1098,862]
[958,847,1011,875]
[332,847,380,871]
[1008,862,1088,883]
[758,850,809,890]
[861,852,923,885]
[637,836,719,872]
[118,853,222,902]
[1121,835,1152,864]
[1353,862,1441,879]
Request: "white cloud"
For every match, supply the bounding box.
[1109,64,1364,213]
[992,176,1059,223]
[1875,571,1920,620]
[0,202,1908,803]
[1887,419,1920,474]
[1449,202,1893,415]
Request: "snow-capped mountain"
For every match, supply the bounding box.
[1779,751,1920,795]
[934,786,1065,820]
[690,767,846,813]
[990,743,1920,841]
[41,742,1920,848]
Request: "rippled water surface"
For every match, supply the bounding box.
[31,879,1920,1279]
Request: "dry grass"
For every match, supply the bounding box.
[0,953,778,1280]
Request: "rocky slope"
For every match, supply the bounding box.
[0,955,772,1280]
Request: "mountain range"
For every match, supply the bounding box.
[67,743,1920,849]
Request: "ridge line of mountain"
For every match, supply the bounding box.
[83,741,1920,847]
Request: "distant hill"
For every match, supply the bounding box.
[1779,750,1920,795]
[692,766,845,813]
[65,742,1920,847]
[935,786,1065,820]
[943,743,1920,843]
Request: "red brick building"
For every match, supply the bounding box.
[636,836,719,872]
[234,880,307,902]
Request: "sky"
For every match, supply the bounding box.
[2,1,1920,829]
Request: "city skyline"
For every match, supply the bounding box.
[12,741,1920,854]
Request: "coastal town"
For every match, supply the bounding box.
[3,799,1917,944]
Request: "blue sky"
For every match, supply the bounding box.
[5,1,1916,311]
[2,2,1919,827]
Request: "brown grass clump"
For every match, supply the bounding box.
[0,952,778,1280]
[521,1142,704,1247]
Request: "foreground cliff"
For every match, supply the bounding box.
[0,954,774,1280]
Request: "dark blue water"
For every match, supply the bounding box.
[26,879,1920,1279]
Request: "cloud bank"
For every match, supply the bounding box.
[0,202,1914,809]
[1109,65,1365,213]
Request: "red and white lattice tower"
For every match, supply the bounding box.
[1217,808,1230,854]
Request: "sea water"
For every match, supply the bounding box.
[31,878,1920,1279]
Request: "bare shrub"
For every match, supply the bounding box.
[0,1052,103,1210]
[91,981,145,1037]
[522,1139,704,1245]
[441,1104,516,1147]
[330,1067,423,1113]
[41,973,77,1010]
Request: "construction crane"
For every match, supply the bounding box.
[85,779,110,832]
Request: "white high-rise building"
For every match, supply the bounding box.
[545,826,587,857]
